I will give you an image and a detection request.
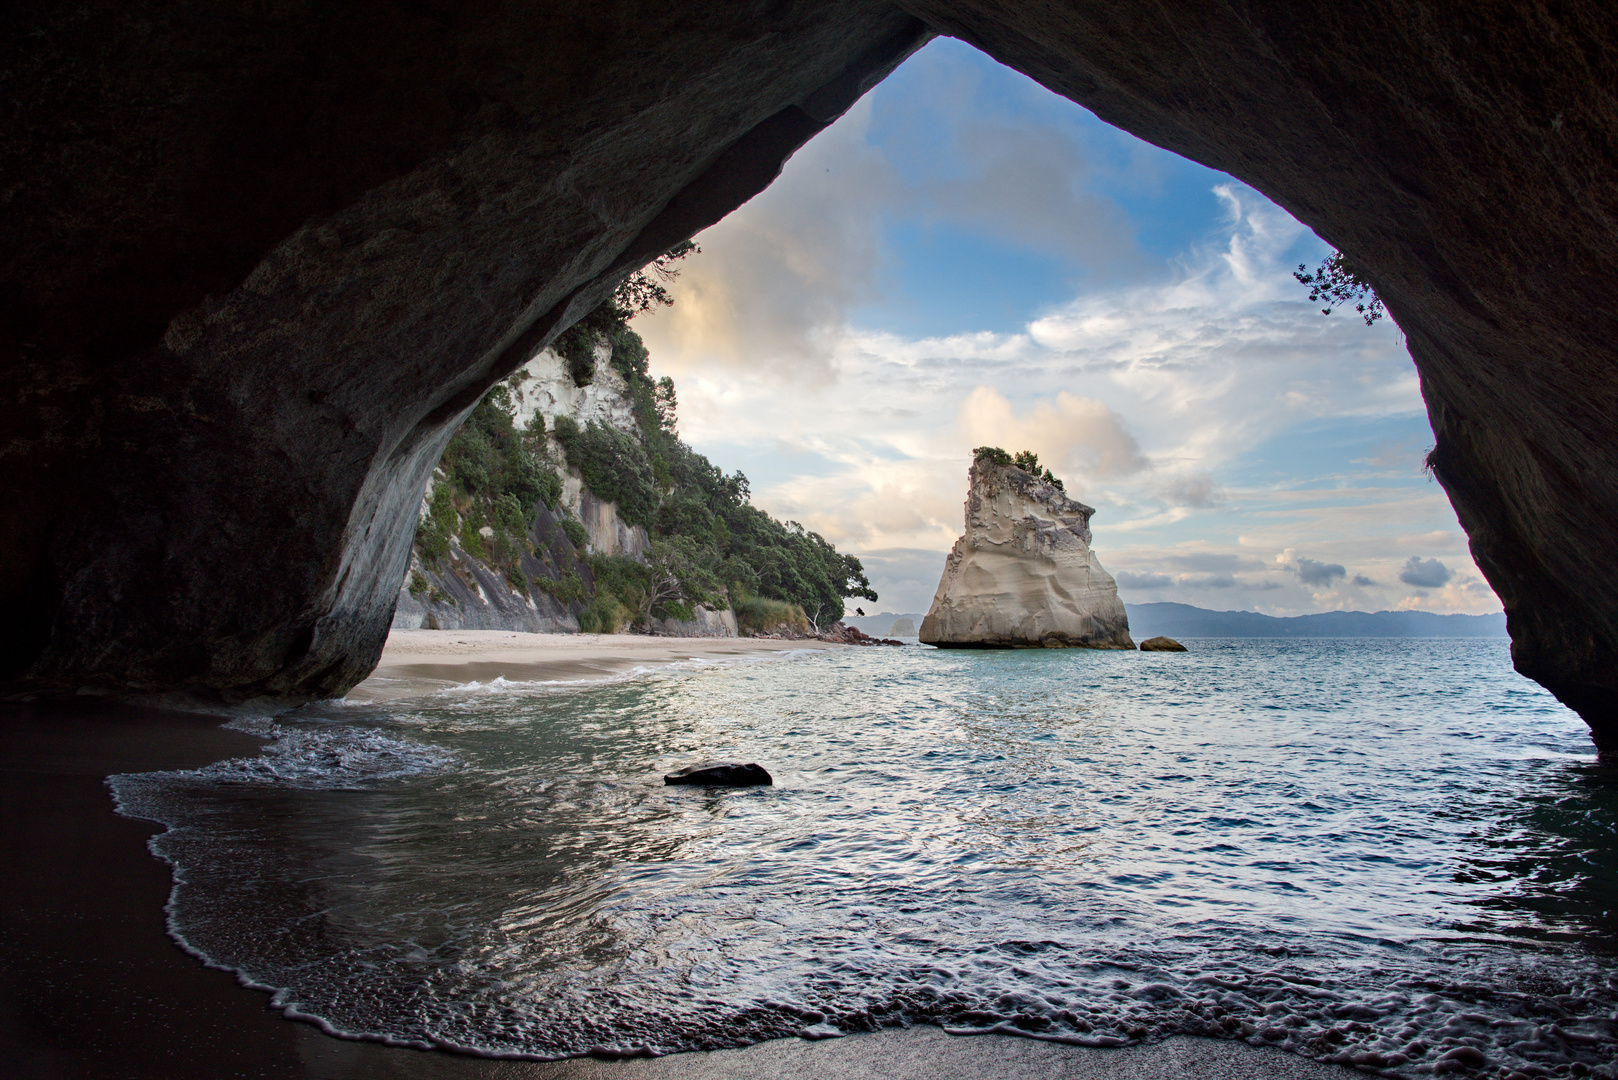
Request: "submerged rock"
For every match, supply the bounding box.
[663,762,773,787]
[920,452,1134,650]
[1139,636,1188,652]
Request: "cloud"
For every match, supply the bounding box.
[1158,472,1226,508]
[1354,437,1430,471]
[839,547,950,613]
[1399,557,1453,588]
[957,387,1149,484]
[1295,557,1347,585]
[1158,552,1268,573]
[636,96,895,381]
[1352,574,1377,586]
[1116,570,1173,589]
[866,45,1148,280]
[1184,573,1237,589]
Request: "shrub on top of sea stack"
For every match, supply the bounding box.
[1139,636,1188,652]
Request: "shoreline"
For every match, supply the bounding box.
[3,640,1357,1079]
[346,629,845,703]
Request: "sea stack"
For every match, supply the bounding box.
[920,450,1134,650]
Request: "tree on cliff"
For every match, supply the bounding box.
[613,240,700,317]
[975,446,1066,491]
[1294,251,1384,325]
[555,241,701,386]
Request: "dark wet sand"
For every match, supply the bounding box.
[0,701,1360,1080]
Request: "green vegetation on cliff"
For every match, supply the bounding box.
[414,262,876,631]
[417,384,562,592]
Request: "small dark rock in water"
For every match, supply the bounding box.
[1139,636,1188,652]
[664,762,773,786]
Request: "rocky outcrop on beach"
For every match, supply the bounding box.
[921,453,1133,650]
[817,623,904,646]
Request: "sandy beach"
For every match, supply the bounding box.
[1,635,1358,1080]
[347,630,844,702]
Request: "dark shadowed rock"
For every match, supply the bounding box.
[1139,636,1188,653]
[817,623,904,646]
[664,762,773,787]
[7,2,1618,749]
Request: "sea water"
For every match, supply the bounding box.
[111,640,1618,1076]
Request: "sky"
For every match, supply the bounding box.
[634,37,1499,619]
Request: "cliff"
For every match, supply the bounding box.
[390,339,727,636]
[391,312,874,640]
[920,452,1133,649]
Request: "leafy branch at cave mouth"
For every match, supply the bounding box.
[1294,250,1385,325]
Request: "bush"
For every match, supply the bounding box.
[447,427,495,492]
[560,517,588,552]
[459,502,487,562]
[976,445,1064,490]
[733,595,809,637]
[505,454,561,517]
[418,484,457,565]
[589,553,653,621]
[493,493,527,534]
[556,419,657,527]
[408,571,430,596]
[536,570,587,605]
[555,325,598,387]
[577,594,630,634]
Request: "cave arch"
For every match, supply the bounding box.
[4,2,1616,746]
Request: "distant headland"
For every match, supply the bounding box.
[849,603,1507,640]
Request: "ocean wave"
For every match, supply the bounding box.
[413,646,834,704]
[111,721,457,824]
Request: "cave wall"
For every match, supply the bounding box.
[5,1,1618,744]
[0,1,931,700]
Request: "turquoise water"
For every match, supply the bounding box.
[113,640,1618,1075]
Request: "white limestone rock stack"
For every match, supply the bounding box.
[920,451,1134,649]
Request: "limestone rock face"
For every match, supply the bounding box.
[650,606,739,639]
[920,456,1133,650]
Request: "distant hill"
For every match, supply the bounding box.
[843,612,926,637]
[1125,602,1508,639]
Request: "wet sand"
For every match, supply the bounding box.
[348,630,843,702]
[2,660,1359,1080]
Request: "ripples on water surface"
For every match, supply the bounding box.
[112,640,1618,1076]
